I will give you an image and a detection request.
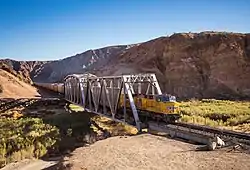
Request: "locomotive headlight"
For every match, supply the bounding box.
[167,106,173,110]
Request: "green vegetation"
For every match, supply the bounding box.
[0,103,134,168]
[0,118,59,167]
[180,99,250,129]
[0,105,94,168]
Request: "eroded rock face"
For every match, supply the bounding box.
[32,45,132,82]
[1,32,250,100]
[0,59,47,84]
[98,32,250,99]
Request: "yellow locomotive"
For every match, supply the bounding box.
[120,94,181,122]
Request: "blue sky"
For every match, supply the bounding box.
[0,0,249,61]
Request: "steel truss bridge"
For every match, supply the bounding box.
[64,73,162,130]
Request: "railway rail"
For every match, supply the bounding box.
[0,99,30,113]
[148,121,250,150]
[172,122,250,141]
[0,98,63,113]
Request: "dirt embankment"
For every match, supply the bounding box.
[0,69,41,98]
[0,59,47,84]
[3,135,250,170]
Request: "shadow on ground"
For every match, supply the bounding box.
[0,98,98,169]
[34,86,63,98]
[20,99,113,169]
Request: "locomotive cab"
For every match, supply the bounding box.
[156,94,176,102]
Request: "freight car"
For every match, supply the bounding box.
[34,82,64,94]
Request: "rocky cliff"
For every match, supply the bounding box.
[0,59,47,84]
[1,32,250,100]
[97,32,250,99]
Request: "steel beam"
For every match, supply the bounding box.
[64,73,162,131]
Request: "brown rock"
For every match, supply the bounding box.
[98,32,250,99]
[1,32,250,100]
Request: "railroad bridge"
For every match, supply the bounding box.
[64,73,162,130]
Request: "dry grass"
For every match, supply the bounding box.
[91,116,138,135]
[68,104,84,112]
[180,99,250,132]
[0,118,59,168]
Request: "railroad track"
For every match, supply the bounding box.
[148,120,250,150]
[0,98,65,113]
[0,99,32,113]
[0,99,15,109]
[172,122,250,141]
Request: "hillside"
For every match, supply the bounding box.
[32,45,135,82]
[0,59,47,84]
[97,32,250,99]
[0,69,41,98]
[1,32,250,100]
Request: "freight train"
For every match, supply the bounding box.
[34,81,181,122]
[34,83,64,94]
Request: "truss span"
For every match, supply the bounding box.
[64,73,162,130]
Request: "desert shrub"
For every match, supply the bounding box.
[0,118,59,168]
[42,112,94,151]
[180,99,250,130]
[180,99,250,118]
[226,115,250,126]
[0,112,95,168]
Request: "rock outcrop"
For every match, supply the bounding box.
[97,32,250,99]
[0,59,47,84]
[1,32,250,100]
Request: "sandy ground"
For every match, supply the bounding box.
[61,134,250,170]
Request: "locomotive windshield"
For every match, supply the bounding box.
[156,95,176,102]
